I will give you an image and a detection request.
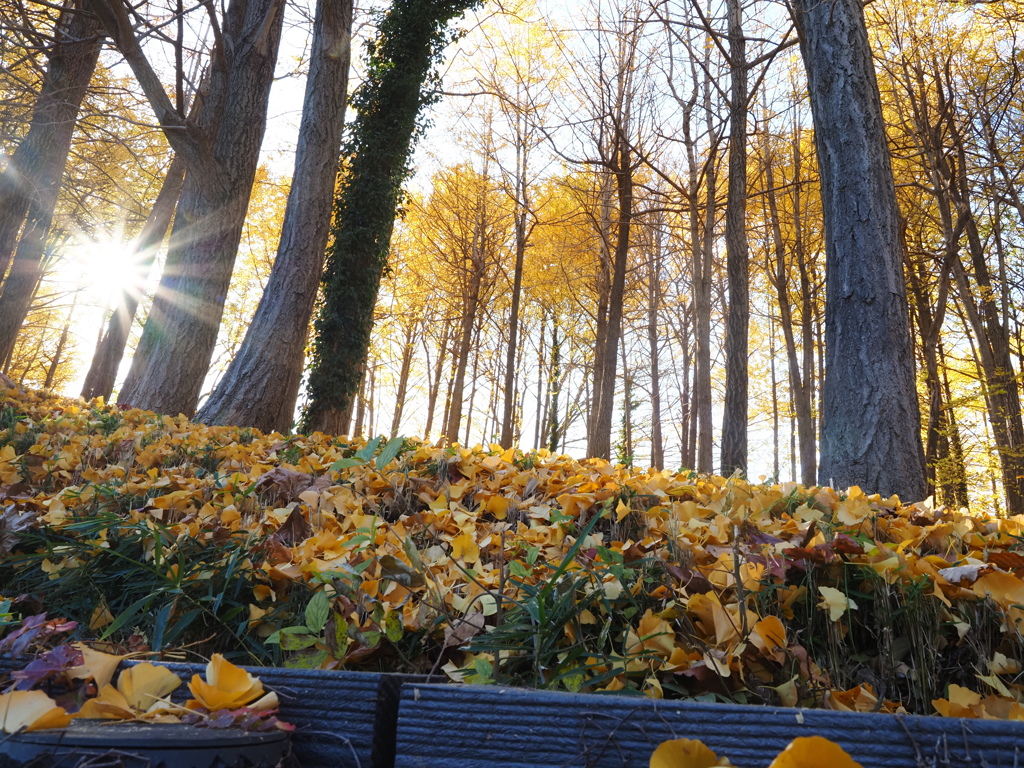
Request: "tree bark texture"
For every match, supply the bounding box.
[792,0,927,499]
[196,0,352,432]
[115,0,286,416]
[0,2,102,366]
[720,0,749,478]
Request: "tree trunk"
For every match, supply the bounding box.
[196,0,352,432]
[720,0,749,478]
[589,135,633,460]
[444,262,481,444]
[792,0,927,499]
[81,155,186,401]
[0,3,102,365]
[587,175,613,455]
[301,0,480,433]
[534,313,546,449]
[547,315,562,452]
[646,220,665,470]
[423,323,450,439]
[391,324,417,435]
[766,158,815,485]
[692,95,718,474]
[500,120,530,447]
[115,0,286,416]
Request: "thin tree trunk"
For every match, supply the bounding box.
[646,222,665,470]
[197,0,352,431]
[464,323,482,445]
[769,312,779,481]
[500,130,529,447]
[720,0,749,478]
[587,175,613,455]
[590,135,633,460]
[444,211,484,444]
[693,107,718,473]
[391,324,417,435]
[766,158,815,485]
[424,323,450,440]
[547,315,562,452]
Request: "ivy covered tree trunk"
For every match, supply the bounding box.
[792,0,926,499]
[301,0,480,434]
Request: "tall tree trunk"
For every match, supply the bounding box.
[791,133,817,464]
[939,340,970,508]
[646,221,665,470]
[424,323,450,439]
[589,135,633,460]
[547,315,562,452]
[81,155,186,401]
[720,0,749,478]
[500,122,530,447]
[0,3,102,364]
[587,175,613,455]
[301,0,480,434]
[792,0,927,499]
[44,295,77,390]
[463,323,482,445]
[534,313,546,449]
[692,100,718,473]
[391,324,417,435]
[766,158,815,485]
[197,0,352,432]
[444,199,485,444]
[115,0,286,416]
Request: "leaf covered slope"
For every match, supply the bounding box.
[1,386,1023,719]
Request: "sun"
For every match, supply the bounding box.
[72,234,153,311]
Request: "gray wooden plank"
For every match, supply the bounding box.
[394,684,1024,768]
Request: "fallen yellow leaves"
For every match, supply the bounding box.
[77,662,182,720]
[0,648,286,732]
[649,738,735,767]
[0,690,71,733]
[650,736,863,768]
[188,654,277,711]
[4,387,1024,719]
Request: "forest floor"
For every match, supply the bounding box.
[1,384,1023,721]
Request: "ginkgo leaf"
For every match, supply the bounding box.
[817,586,857,622]
[649,738,734,768]
[75,684,134,720]
[69,644,126,689]
[750,616,786,656]
[0,690,72,733]
[188,654,264,710]
[117,663,181,711]
[766,736,863,768]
